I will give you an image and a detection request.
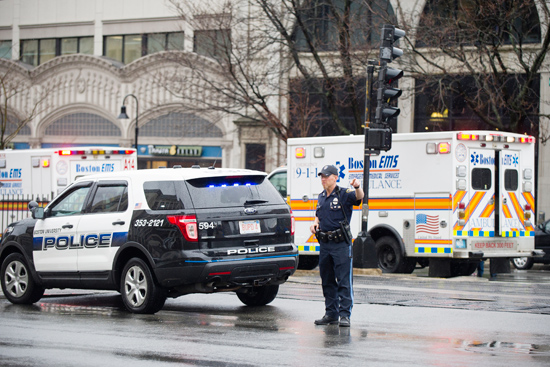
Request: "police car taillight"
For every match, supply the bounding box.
[167,215,198,242]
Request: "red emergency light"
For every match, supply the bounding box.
[457,133,479,141]
[438,142,451,154]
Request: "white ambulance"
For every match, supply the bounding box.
[287,131,537,276]
[0,147,137,230]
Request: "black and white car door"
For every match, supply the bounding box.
[33,182,92,272]
[76,180,132,272]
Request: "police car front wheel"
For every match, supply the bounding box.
[121,258,166,314]
[1,253,45,304]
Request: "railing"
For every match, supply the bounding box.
[1,194,52,236]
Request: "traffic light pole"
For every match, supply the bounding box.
[353,61,379,269]
[353,24,405,269]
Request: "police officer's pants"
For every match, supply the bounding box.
[319,239,353,319]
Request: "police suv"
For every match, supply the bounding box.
[0,167,297,313]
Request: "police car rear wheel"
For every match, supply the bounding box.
[237,285,279,306]
[1,253,44,304]
[121,258,166,314]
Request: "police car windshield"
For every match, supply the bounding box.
[185,175,284,208]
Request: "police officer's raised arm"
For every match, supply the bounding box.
[350,178,364,201]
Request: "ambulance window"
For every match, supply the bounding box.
[471,168,492,190]
[504,169,518,191]
[143,181,185,210]
[90,185,128,213]
[50,186,91,217]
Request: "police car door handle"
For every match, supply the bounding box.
[62,224,73,229]
[112,220,125,226]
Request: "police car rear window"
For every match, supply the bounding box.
[143,181,185,210]
[185,175,284,209]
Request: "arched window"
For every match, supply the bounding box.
[141,112,223,138]
[416,0,541,48]
[293,0,396,51]
[45,113,121,136]
[5,115,31,135]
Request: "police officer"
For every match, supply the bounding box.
[310,165,363,327]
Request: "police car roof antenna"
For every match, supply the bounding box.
[209,160,217,169]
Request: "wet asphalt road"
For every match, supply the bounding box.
[1,266,550,367]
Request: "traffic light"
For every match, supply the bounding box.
[376,24,405,125]
[375,66,404,123]
[366,24,405,151]
[379,25,405,62]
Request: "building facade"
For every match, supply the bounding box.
[1,0,549,217]
[0,0,282,171]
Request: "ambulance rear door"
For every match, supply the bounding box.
[466,148,496,237]
[498,149,531,238]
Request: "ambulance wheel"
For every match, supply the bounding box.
[121,258,166,314]
[237,285,279,306]
[375,236,406,273]
[298,255,319,270]
[1,253,44,304]
[511,257,534,270]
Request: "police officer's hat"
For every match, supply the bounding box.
[318,165,338,177]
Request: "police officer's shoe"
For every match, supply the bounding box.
[314,315,339,325]
[339,317,351,327]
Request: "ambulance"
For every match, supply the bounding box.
[287,131,538,276]
[0,147,137,230]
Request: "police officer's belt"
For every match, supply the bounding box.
[316,228,345,243]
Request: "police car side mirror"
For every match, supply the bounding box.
[28,201,45,220]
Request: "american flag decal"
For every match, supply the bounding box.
[416,214,440,235]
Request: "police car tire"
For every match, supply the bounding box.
[120,257,166,314]
[236,284,279,307]
[1,253,45,305]
[511,257,534,270]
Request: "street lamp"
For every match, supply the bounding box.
[118,94,139,149]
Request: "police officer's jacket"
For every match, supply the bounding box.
[316,185,360,232]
